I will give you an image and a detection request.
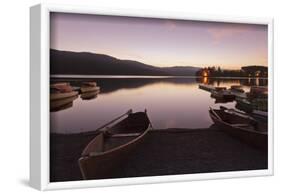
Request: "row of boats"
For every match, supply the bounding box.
[49,82,268,179]
[50,82,100,112]
[78,104,268,180]
[199,84,268,118]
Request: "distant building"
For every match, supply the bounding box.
[241,66,268,77]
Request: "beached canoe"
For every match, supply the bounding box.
[78,110,152,179]
[209,106,267,150]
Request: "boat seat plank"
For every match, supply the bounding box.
[230,123,251,127]
[110,133,141,137]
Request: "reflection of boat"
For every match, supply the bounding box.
[248,86,268,99]
[211,88,235,101]
[80,82,100,93]
[209,106,267,150]
[50,95,78,112]
[50,83,78,101]
[78,110,152,180]
[80,90,100,100]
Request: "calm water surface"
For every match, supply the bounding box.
[50,77,267,134]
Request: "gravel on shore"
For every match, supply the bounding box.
[50,127,267,182]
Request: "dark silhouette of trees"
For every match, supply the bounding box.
[196,65,268,78]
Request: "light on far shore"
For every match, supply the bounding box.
[203,71,209,77]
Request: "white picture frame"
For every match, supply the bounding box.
[30,3,274,191]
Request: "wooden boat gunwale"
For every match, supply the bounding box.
[79,110,151,158]
[82,128,149,158]
[209,107,267,135]
[78,110,152,179]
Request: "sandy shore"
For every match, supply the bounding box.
[50,127,267,182]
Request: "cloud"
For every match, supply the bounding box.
[207,26,248,44]
[164,20,178,31]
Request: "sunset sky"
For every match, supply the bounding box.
[50,13,268,69]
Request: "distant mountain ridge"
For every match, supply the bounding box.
[50,49,201,76]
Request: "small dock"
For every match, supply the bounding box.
[198,84,216,92]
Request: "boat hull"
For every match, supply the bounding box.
[79,130,149,179]
[209,108,267,151]
[78,111,150,179]
[50,91,78,101]
[80,90,99,100]
[211,91,235,101]
[80,86,100,93]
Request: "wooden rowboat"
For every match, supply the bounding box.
[209,106,267,150]
[78,110,152,179]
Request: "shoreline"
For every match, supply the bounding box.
[50,127,267,182]
[50,74,268,79]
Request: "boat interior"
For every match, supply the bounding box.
[81,112,150,156]
[107,112,150,134]
[212,109,267,132]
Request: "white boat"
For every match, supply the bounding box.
[80,82,100,93]
[80,86,100,93]
[50,83,78,101]
[80,90,100,100]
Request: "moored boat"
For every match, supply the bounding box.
[230,85,245,93]
[229,85,246,99]
[209,106,267,150]
[80,90,100,100]
[211,87,235,101]
[50,83,78,101]
[80,82,100,93]
[235,97,253,113]
[78,109,152,179]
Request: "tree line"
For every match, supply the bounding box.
[196,65,268,77]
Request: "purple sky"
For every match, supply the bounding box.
[50,12,268,69]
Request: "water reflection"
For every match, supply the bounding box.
[196,77,268,87]
[80,90,100,100]
[50,77,268,134]
[50,95,78,112]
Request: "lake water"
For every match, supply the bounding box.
[50,77,268,134]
